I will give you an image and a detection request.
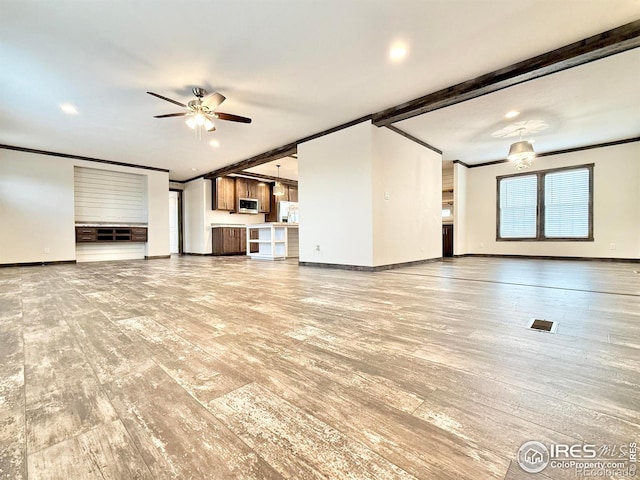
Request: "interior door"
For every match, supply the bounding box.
[442,224,454,257]
[169,191,179,254]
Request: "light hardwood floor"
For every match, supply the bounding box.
[0,256,638,479]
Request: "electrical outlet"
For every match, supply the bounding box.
[384,191,390,200]
[610,243,616,250]
[315,245,320,252]
[480,242,484,248]
[44,248,50,254]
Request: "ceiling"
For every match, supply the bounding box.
[1,1,638,180]
[398,48,640,164]
[245,157,298,181]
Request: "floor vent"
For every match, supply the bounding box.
[527,319,557,333]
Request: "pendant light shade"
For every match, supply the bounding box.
[273,165,285,196]
[273,182,285,196]
[507,129,536,170]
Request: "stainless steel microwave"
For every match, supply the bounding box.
[238,198,259,214]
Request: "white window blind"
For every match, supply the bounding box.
[544,168,590,238]
[499,175,537,238]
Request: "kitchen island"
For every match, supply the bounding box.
[246,223,299,260]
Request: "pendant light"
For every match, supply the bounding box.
[507,128,535,170]
[273,165,285,196]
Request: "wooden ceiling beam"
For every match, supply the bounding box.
[204,144,297,179]
[372,20,640,127]
[231,172,298,186]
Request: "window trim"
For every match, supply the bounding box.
[496,163,594,242]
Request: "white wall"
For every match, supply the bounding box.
[464,142,640,259]
[0,151,75,263]
[372,127,442,266]
[298,121,442,268]
[183,179,207,254]
[298,121,374,266]
[145,171,170,257]
[0,149,169,264]
[453,162,468,255]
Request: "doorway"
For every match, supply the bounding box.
[442,224,454,257]
[169,190,183,254]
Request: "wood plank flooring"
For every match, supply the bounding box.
[0,256,638,479]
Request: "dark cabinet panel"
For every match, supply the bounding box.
[212,227,249,255]
[235,177,259,200]
[257,182,271,214]
[288,186,298,202]
[75,227,147,243]
[213,177,236,211]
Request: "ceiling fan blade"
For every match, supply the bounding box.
[147,91,187,108]
[154,112,188,118]
[201,92,226,109]
[214,112,252,124]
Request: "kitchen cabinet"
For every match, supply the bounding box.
[212,227,259,255]
[246,223,299,260]
[235,177,258,200]
[257,182,271,214]
[213,177,235,211]
[266,187,278,222]
[212,227,243,255]
[288,186,298,202]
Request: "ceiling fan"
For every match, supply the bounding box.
[147,87,251,134]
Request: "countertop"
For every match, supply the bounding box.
[212,223,299,228]
[247,222,299,228]
[211,224,252,228]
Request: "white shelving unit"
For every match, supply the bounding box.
[246,223,299,261]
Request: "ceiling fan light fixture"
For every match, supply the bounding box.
[148,88,251,137]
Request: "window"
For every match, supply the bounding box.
[497,164,593,241]
[544,169,590,238]
[499,175,537,238]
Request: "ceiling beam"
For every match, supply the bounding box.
[385,126,442,154]
[231,172,298,186]
[372,20,640,127]
[203,114,371,179]
[204,143,297,179]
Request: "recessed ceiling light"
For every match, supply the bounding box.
[505,110,520,119]
[209,140,220,148]
[60,104,78,115]
[191,168,198,171]
[389,44,407,61]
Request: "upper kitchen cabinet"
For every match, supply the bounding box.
[257,182,271,214]
[235,177,258,200]
[213,177,236,211]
